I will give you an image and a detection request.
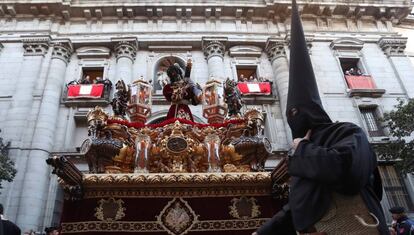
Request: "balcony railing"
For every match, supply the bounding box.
[62,83,112,107]
[344,75,385,97]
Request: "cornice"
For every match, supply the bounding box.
[0,1,411,23]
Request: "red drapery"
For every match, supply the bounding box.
[237,82,271,95]
[107,118,245,129]
[67,84,104,98]
[345,75,377,89]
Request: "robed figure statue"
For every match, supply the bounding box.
[162,60,202,122]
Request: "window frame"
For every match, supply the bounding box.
[358,105,385,137]
[378,164,414,212]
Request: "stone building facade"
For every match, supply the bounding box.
[0,0,413,232]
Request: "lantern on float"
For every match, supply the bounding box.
[204,133,221,172]
[202,77,227,124]
[128,79,152,123]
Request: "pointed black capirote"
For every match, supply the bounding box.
[286,0,331,138]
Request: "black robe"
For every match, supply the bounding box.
[0,219,20,235]
[257,122,389,235]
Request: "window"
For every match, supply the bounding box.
[71,121,88,152]
[81,67,104,84]
[154,56,185,93]
[339,58,365,76]
[236,65,258,82]
[359,107,384,137]
[378,165,413,211]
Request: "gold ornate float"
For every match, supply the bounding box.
[48,75,285,235]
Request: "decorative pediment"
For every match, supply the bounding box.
[229,45,262,57]
[330,37,364,51]
[76,46,111,58]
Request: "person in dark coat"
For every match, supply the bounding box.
[0,203,21,235]
[389,206,414,235]
[254,0,388,234]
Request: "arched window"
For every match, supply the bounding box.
[153,56,186,93]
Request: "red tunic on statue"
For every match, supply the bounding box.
[163,84,194,122]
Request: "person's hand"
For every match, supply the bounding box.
[292,129,311,151]
[251,232,258,235]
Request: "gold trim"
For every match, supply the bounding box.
[83,172,271,187]
[83,187,271,198]
[61,218,269,233]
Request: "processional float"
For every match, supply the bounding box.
[47,68,288,235]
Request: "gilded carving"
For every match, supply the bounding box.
[229,196,261,220]
[61,218,269,233]
[157,198,198,235]
[83,172,271,186]
[94,197,126,222]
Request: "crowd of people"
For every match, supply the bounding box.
[238,74,270,82]
[67,75,112,86]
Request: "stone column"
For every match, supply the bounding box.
[2,36,50,146]
[265,38,292,144]
[113,38,138,85]
[0,35,50,227]
[378,37,414,98]
[203,39,226,80]
[16,40,73,232]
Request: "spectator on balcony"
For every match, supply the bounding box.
[345,68,355,75]
[66,79,78,86]
[95,77,103,84]
[78,75,92,84]
[345,68,363,76]
[239,74,246,82]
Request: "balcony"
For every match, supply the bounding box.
[62,82,112,107]
[237,82,276,104]
[345,75,385,98]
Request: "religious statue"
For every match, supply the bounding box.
[223,78,243,117]
[111,80,130,118]
[162,60,203,121]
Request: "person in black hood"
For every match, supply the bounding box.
[254,0,389,234]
